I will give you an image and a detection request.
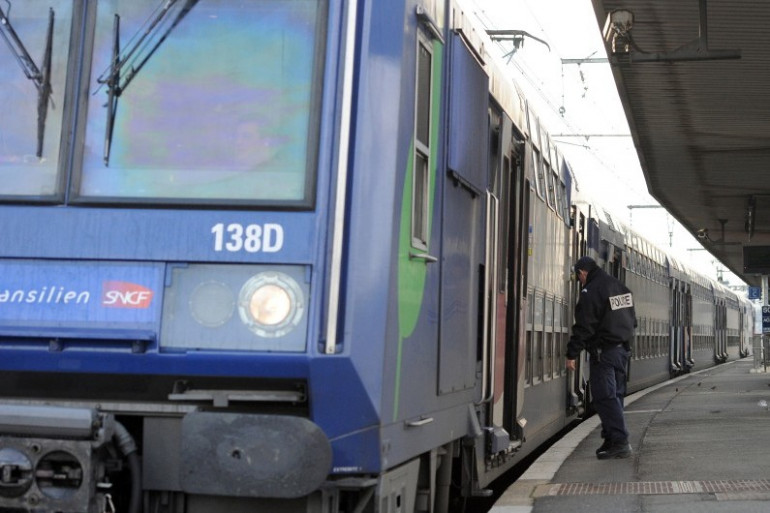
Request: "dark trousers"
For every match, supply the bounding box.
[590,344,630,444]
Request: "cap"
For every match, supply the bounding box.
[574,256,598,273]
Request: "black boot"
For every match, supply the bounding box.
[596,441,632,460]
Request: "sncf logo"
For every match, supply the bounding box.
[102,281,154,309]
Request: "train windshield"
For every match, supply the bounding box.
[77,0,325,206]
[0,1,72,197]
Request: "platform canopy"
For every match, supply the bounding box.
[590,0,770,287]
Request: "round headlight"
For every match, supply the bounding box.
[189,281,235,327]
[238,272,304,337]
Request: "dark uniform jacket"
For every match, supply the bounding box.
[566,267,636,359]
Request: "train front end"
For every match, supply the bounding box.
[0,1,370,511]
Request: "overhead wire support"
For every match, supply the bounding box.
[486,29,550,62]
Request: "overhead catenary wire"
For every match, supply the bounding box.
[468,0,737,283]
[470,0,651,201]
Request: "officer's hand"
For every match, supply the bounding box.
[566,359,576,371]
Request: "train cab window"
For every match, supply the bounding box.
[0,1,74,200]
[73,0,327,206]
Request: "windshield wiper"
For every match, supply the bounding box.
[0,2,55,158]
[97,0,199,166]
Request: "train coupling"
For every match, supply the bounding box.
[0,404,122,513]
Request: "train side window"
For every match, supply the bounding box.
[544,296,554,380]
[563,302,570,375]
[525,289,534,385]
[541,132,554,209]
[659,319,664,356]
[644,317,650,358]
[498,155,511,293]
[533,291,544,383]
[553,299,562,378]
[411,36,433,249]
[555,179,564,219]
[545,165,556,210]
[532,149,546,200]
[657,319,663,356]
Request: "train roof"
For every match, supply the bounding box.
[451,0,571,184]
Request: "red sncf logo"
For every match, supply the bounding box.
[102,281,154,309]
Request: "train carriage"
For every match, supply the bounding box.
[574,203,752,391]
[718,280,743,362]
[0,1,752,512]
[624,232,670,392]
[738,295,755,358]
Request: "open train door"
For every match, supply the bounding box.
[568,204,590,416]
[483,108,528,448]
[670,275,685,374]
[684,283,694,368]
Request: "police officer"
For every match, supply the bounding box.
[566,256,636,459]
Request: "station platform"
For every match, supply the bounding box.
[490,358,770,513]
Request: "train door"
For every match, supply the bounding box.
[437,32,487,399]
[670,278,684,374]
[715,297,727,362]
[568,205,589,414]
[484,110,528,445]
[484,111,504,426]
[684,284,694,368]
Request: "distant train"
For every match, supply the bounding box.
[0,1,754,512]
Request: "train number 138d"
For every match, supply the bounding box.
[211,223,284,253]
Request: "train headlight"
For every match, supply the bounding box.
[189,281,235,327]
[161,264,310,352]
[238,272,304,338]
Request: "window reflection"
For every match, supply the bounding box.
[0,1,71,198]
[79,0,325,204]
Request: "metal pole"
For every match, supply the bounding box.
[763,275,768,372]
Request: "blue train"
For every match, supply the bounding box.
[0,1,754,512]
